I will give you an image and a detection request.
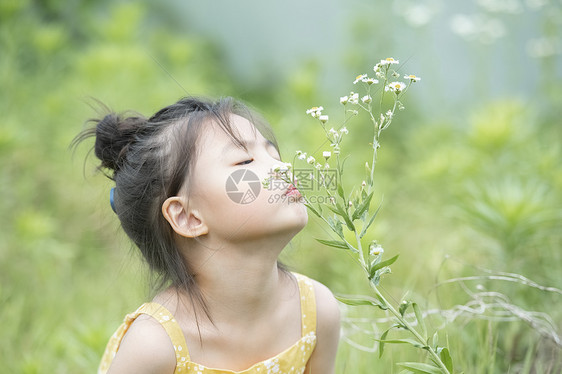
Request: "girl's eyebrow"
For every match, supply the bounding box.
[221,139,275,154]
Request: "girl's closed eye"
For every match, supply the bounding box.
[236,158,254,165]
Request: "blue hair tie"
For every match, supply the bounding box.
[110,187,117,213]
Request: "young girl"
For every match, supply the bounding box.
[75,97,340,373]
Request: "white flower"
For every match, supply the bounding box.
[361,95,372,103]
[404,74,421,82]
[319,115,329,123]
[362,77,379,85]
[340,127,349,134]
[353,74,367,84]
[306,106,323,118]
[329,128,339,137]
[273,162,292,173]
[373,63,382,72]
[380,57,399,65]
[315,163,323,170]
[307,156,315,165]
[386,110,393,119]
[323,151,331,160]
[349,92,359,105]
[385,81,406,93]
[296,150,307,160]
[369,243,384,256]
[306,106,323,114]
[340,96,349,105]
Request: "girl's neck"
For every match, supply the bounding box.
[183,235,292,324]
[198,261,283,321]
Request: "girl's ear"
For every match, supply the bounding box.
[162,197,208,238]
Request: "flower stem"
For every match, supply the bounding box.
[369,282,451,374]
[355,231,366,268]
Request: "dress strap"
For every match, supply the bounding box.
[135,302,191,366]
[294,273,317,336]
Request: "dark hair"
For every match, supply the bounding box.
[73,96,279,320]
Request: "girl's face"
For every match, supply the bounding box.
[187,114,308,245]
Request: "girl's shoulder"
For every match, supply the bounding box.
[307,276,341,328]
[291,272,340,322]
[105,313,177,373]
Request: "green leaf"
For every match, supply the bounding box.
[369,254,399,279]
[399,300,411,317]
[326,204,342,216]
[359,199,383,238]
[326,216,338,232]
[335,201,355,231]
[352,196,359,210]
[379,329,391,358]
[412,303,426,339]
[335,295,373,306]
[315,238,353,251]
[336,295,387,309]
[440,348,453,373]
[334,219,344,237]
[432,332,439,348]
[377,338,426,349]
[352,191,373,220]
[397,362,443,374]
[337,182,345,199]
[340,155,350,176]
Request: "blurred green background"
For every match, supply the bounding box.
[1,0,561,372]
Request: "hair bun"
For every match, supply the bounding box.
[94,113,146,172]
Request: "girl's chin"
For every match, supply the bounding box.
[286,210,309,236]
[269,211,309,239]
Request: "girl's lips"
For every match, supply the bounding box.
[284,184,301,197]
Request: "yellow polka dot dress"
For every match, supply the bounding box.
[98,273,317,374]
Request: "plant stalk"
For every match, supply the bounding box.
[369,282,451,374]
